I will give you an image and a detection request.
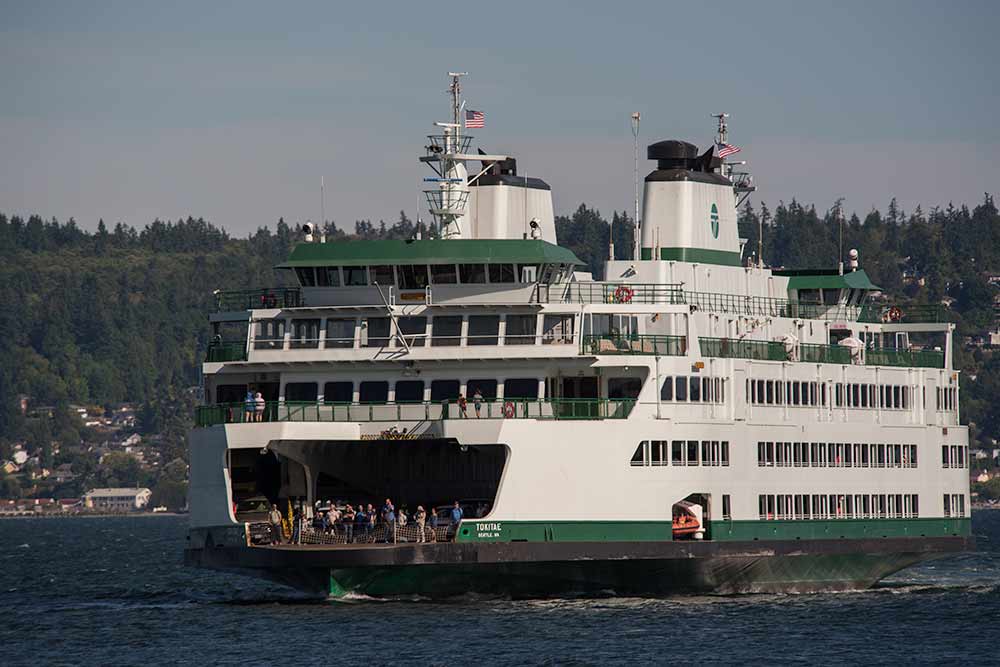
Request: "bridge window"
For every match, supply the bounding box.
[459,263,487,284]
[315,267,340,287]
[284,382,318,402]
[489,263,516,283]
[394,380,425,403]
[468,316,500,346]
[430,263,458,284]
[359,381,389,404]
[398,265,429,290]
[370,265,395,286]
[323,382,353,404]
[295,267,316,287]
[343,266,368,286]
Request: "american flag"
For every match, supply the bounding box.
[465,109,485,128]
[716,142,741,158]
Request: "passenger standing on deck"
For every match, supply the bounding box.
[415,506,427,543]
[382,498,396,543]
[449,501,463,541]
[367,504,377,536]
[342,504,355,541]
[354,506,367,541]
[457,394,468,418]
[244,390,255,422]
[472,388,483,418]
[254,391,265,422]
[269,503,283,545]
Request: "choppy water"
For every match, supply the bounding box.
[1,513,997,666]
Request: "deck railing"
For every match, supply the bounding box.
[866,348,945,368]
[581,334,687,356]
[195,398,636,427]
[858,303,949,324]
[553,282,685,305]
[205,339,247,362]
[214,288,302,312]
[798,342,852,365]
[699,337,788,361]
[683,291,860,321]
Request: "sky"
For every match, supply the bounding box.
[1,0,998,234]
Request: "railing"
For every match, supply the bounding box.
[195,398,636,427]
[700,337,787,361]
[684,291,860,321]
[581,334,687,356]
[858,303,949,324]
[214,288,302,312]
[205,339,247,362]
[553,283,685,305]
[866,348,945,368]
[798,342,852,365]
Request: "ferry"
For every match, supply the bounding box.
[185,74,973,597]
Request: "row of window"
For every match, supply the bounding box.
[748,379,915,410]
[630,440,731,467]
[255,314,575,350]
[659,376,726,404]
[758,493,920,520]
[281,378,541,404]
[294,263,546,289]
[941,445,969,469]
[756,442,918,469]
[943,493,967,518]
[937,387,957,411]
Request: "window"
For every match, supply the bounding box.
[398,316,427,348]
[370,265,395,286]
[323,381,353,404]
[467,379,498,400]
[295,267,316,287]
[325,318,355,348]
[505,315,537,345]
[290,319,320,348]
[316,267,340,287]
[364,317,391,347]
[542,314,575,344]
[722,495,732,520]
[608,378,642,400]
[488,263,516,283]
[675,376,688,401]
[394,380,425,403]
[661,377,674,401]
[431,316,463,347]
[689,377,701,402]
[468,315,500,346]
[504,378,539,399]
[344,266,368,286]
[631,441,648,467]
[359,381,389,404]
[650,441,668,466]
[459,264,486,284]
[430,264,458,284]
[284,382,318,402]
[721,441,730,466]
[671,441,684,465]
[430,380,461,402]
[255,318,286,350]
[398,265,429,290]
[687,440,699,466]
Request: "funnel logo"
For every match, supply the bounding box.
[710,203,719,239]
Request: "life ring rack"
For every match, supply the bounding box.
[614,285,635,304]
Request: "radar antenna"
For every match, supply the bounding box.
[712,112,756,210]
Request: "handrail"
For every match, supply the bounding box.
[858,303,948,324]
[205,339,247,362]
[214,288,302,312]
[866,348,945,368]
[195,398,637,427]
[700,337,788,361]
[550,282,685,305]
[581,334,687,356]
[683,291,860,321]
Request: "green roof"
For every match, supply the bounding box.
[277,239,585,268]
[776,268,881,292]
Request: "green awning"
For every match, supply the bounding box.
[276,239,585,268]
[777,269,881,292]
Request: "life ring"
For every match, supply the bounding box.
[887,306,903,322]
[502,401,516,418]
[614,285,634,304]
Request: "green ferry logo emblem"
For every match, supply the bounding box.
[710,203,719,238]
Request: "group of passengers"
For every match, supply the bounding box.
[243,390,266,422]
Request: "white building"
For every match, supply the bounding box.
[84,487,152,511]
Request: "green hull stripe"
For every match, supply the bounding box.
[455,518,972,543]
[640,247,742,266]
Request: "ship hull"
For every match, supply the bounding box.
[184,534,972,598]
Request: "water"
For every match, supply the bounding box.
[1,513,997,666]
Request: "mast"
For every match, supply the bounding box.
[631,112,641,261]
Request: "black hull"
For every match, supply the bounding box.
[185,535,973,598]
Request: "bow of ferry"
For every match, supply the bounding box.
[184,75,972,598]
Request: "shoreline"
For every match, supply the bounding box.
[0,511,186,519]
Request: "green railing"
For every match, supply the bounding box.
[699,337,788,361]
[556,283,685,305]
[799,342,852,364]
[214,288,302,312]
[684,291,860,321]
[866,348,945,368]
[858,303,949,324]
[205,339,247,362]
[195,398,636,427]
[581,334,687,356]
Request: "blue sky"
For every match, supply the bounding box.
[1,0,997,233]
